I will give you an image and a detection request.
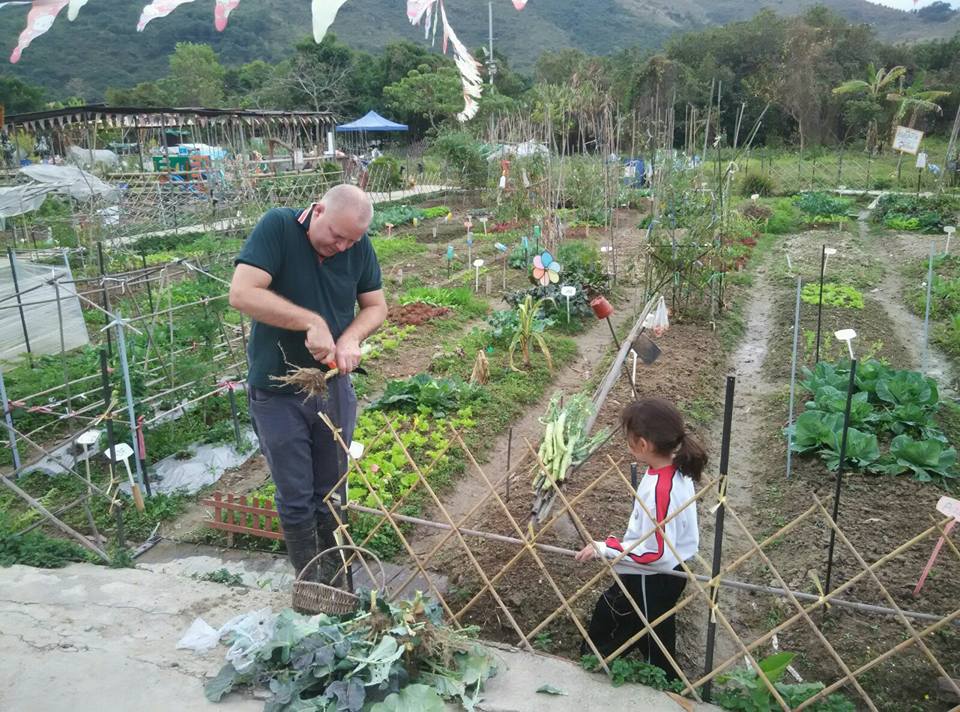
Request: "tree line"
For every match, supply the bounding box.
[1,6,957,150]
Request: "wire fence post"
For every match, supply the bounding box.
[52,279,73,417]
[113,314,148,497]
[98,347,122,534]
[786,276,802,478]
[141,253,155,313]
[0,366,21,472]
[824,359,858,596]
[97,242,113,358]
[814,244,827,365]
[702,375,736,702]
[226,385,243,451]
[7,246,33,368]
[921,241,935,373]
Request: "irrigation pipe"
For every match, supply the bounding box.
[344,502,956,627]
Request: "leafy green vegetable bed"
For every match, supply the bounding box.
[787,360,957,482]
[873,194,959,233]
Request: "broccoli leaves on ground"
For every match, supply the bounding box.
[204,593,495,712]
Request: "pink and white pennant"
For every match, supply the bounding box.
[214,0,239,31]
[137,0,196,33]
[2,0,532,119]
[10,0,67,64]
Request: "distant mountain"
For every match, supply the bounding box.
[0,0,957,101]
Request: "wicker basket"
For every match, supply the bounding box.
[292,545,386,615]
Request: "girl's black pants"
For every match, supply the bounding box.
[581,567,687,679]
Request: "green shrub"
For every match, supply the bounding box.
[765,199,803,234]
[369,155,403,190]
[556,241,602,271]
[739,172,776,197]
[430,130,488,189]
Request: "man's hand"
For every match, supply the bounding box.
[305,319,335,362]
[334,336,362,374]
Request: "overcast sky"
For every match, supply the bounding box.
[869,0,957,9]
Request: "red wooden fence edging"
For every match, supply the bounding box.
[202,492,285,542]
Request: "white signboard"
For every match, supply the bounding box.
[916,152,927,170]
[893,126,924,155]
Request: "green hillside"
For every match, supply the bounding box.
[0,0,956,100]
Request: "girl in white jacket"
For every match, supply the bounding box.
[575,398,706,679]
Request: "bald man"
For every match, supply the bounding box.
[230,184,387,580]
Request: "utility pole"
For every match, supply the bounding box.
[487,1,496,85]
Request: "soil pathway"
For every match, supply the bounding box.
[857,208,956,393]
[687,257,780,663]
[409,292,647,556]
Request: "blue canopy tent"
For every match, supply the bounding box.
[335,111,408,133]
[332,112,409,189]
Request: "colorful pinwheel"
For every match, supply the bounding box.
[532,251,562,286]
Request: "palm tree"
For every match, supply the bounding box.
[886,74,951,128]
[833,64,906,153]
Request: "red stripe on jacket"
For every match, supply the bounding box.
[606,466,675,565]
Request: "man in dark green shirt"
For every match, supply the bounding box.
[230,184,387,580]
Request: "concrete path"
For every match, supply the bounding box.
[0,563,717,711]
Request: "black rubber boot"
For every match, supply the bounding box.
[316,510,345,587]
[317,527,345,587]
[283,521,319,578]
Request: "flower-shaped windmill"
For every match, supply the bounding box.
[532,251,562,286]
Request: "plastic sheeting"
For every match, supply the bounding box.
[0,183,49,218]
[0,252,89,361]
[20,163,119,202]
[145,427,259,495]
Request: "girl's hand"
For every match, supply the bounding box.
[575,543,599,563]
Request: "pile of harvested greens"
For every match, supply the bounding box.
[532,393,609,492]
[205,592,495,711]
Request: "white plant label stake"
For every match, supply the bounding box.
[914,496,960,596]
[560,285,577,323]
[495,242,508,289]
[824,246,837,270]
[76,429,101,495]
[105,441,144,512]
[600,245,613,275]
[348,441,365,461]
[473,259,484,292]
[835,329,857,360]
[945,226,955,255]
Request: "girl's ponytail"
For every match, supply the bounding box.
[621,398,708,482]
[673,431,708,483]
